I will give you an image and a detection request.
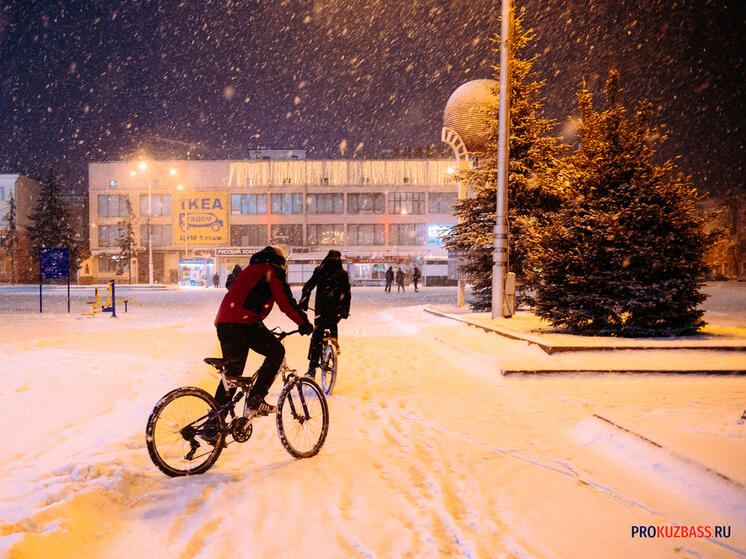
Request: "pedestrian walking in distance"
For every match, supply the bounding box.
[385,266,394,293]
[396,268,406,292]
[225,264,242,290]
[412,267,421,292]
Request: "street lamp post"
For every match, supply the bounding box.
[492,0,512,319]
[177,184,188,259]
[138,161,154,285]
[441,127,470,307]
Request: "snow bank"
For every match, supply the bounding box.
[1,286,744,558]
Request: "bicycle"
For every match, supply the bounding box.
[145,329,329,477]
[305,308,339,396]
[317,328,339,396]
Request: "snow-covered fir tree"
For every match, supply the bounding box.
[529,68,719,336]
[7,193,18,283]
[26,169,85,276]
[117,198,137,284]
[443,10,566,310]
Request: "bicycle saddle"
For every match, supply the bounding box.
[204,357,227,369]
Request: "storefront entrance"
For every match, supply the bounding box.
[179,257,215,287]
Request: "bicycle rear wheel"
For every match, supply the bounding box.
[276,377,329,458]
[319,342,338,395]
[146,387,226,477]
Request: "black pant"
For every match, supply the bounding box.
[215,322,285,406]
[307,317,338,370]
[385,280,392,292]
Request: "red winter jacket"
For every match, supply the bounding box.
[214,262,308,326]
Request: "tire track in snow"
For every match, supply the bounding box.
[333,393,659,515]
[359,314,746,557]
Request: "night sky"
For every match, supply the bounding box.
[1,0,743,196]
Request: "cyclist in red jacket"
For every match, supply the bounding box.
[214,246,313,417]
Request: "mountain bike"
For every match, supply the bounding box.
[306,308,340,396]
[318,328,338,396]
[145,329,329,477]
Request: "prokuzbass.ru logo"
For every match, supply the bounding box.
[632,525,732,538]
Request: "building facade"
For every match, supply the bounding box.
[700,194,746,279]
[0,172,41,283]
[84,155,459,286]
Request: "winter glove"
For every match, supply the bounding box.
[298,321,314,336]
[338,312,349,320]
[298,297,309,312]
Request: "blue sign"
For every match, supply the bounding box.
[40,248,70,279]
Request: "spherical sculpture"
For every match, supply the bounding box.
[443,79,499,153]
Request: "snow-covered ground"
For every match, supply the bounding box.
[1,285,745,558]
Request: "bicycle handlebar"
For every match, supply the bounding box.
[304,306,349,319]
[271,328,298,341]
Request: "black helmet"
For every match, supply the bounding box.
[270,246,287,270]
[250,245,287,270]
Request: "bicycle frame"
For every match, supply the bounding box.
[194,329,312,438]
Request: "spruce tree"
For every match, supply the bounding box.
[117,198,136,284]
[8,193,17,283]
[26,169,85,278]
[443,10,565,310]
[529,68,719,336]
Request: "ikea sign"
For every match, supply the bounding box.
[173,192,228,245]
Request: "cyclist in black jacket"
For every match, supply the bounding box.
[299,250,351,378]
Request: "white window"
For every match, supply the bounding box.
[140,194,172,217]
[98,225,125,246]
[271,193,303,214]
[231,194,267,215]
[307,194,343,214]
[348,193,384,214]
[98,195,129,217]
[348,224,384,245]
[140,224,172,247]
[389,224,427,245]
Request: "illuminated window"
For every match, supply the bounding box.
[389,192,425,214]
[307,224,344,246]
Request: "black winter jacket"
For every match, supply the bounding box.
[300,251,351,320]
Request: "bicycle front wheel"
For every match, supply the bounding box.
[276,377,329,458]
[146,387,226,477]
[319,342,338,395]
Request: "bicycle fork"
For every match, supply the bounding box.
[286,378,311,423]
